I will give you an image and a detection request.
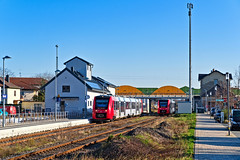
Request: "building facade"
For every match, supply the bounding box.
[198,69,232,109]
[42,56,116,115]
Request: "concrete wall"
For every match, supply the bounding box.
[22,101,45,111]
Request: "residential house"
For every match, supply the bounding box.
[42,56,116,115]
[9,77,47,101]
[0,78,21,104]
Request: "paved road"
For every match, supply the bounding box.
[195,113,240,160]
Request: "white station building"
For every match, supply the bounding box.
[42,56,116,115]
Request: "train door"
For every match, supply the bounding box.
[114,100,119,119]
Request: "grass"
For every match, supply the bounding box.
[171,113,196,159]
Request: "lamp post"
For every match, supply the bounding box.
[187,3,193,109]
[204,89,208,112]
[226,72,230,136]
[2,56,11,127]
[55,45,60,121]
[215,86,217,108]
[210,92,212,119]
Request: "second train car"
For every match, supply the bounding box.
[158,99,176,115]
[92,95,143,122]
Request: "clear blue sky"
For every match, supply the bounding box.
[0,0,240,88]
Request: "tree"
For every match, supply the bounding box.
[0,67,15,77]
[234,65,240,95]
[32,91,45,102]
[35,72,54,81]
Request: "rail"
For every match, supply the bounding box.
[8,117,156,160]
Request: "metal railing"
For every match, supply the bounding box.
[0,112,68,126]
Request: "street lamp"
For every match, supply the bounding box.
[210,92,212,119]
[2,56,11,127]
[187,3,193,110]
[226,72,230,136]
[204,89,208,112]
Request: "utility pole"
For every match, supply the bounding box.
[187,3,193,109]
[226,72,230,136]
[55,45,59,121]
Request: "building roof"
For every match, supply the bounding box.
[0,78,21,89]
[63,56,93,66]
[198,70,233,81]
[9,77,47,90]
[41,68,111,93]
[92,76,116,88]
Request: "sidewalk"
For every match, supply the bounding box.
[194,113,240,160]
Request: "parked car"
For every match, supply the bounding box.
[230,109,240,130]
[210,108,216,116]
[214,110,221,122]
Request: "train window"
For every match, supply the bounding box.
[95,98,109,109]
[112,102,114,108]
[159,101,168,108]
[132,102,135,109]
[90,101,92,106]
[126,102,129,109]
[121,102,124,112]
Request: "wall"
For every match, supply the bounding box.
[22,90,38,101]
[6,88,20,104]
[65,58,87,78]
[200,72,226,96]
[45,70,85,113]
[21,101,45,111]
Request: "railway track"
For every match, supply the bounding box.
[0,116,140,147]
[0,123,96,147]
[8,117,156,160]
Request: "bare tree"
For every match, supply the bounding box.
[0,67,15,77]
[35,72,54,81]
[234,65,240,95]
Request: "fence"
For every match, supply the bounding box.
[0,112,68,126]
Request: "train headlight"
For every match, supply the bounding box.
[105,110,107,112]
[95,110,98,112]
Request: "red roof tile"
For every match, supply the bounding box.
[9,77,47,90]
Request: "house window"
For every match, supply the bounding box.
[214,79,218,85]
[14,90,16,96]
[62,85,70,92]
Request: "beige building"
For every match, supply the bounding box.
[198,69,232,108]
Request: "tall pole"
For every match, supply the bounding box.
[2,56,11,127]
[205,91,208,112]
[226,72,230,135]
[55,45,58,121]
[187,3,193,109]
[2,58,5,127]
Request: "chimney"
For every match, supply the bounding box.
[5,75,10,82]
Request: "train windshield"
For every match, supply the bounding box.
[95,99,109,109]
[159,101,168,108]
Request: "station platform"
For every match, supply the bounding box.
[0,119,90,139]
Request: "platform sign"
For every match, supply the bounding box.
[216,99,224,102]
[56,94,61,102]
[2,94,7,99]
[85,95,90,99]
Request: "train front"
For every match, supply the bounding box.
[92,95,114,122]
[158,100,170,115]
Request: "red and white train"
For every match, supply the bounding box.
[92,95,143,122]
[157,99,176,115]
